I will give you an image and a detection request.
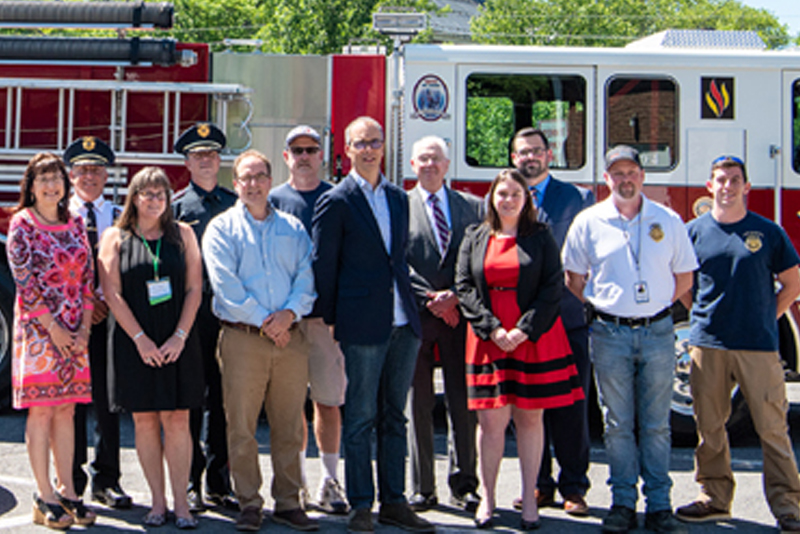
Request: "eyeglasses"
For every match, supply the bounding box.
[516,147,546,157]
[34,175,63,186]
[139,191,167,201]
[73,165,105,176]
[237,172,270,183]
[289,146,321,156]
[712,155,744,166]
[349,138,384,150]
[188,150,218,160]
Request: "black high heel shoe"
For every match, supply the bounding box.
[32,493,74,530]
[474,509,495,529]
[55,491,97,526]
[521,518,542,530]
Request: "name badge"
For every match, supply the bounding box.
[147,277,172,306]
[633,280,650,304]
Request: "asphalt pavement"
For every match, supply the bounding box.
[1,387,800,533]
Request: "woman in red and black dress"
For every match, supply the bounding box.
[455,169,584,530]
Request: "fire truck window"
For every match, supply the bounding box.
[793,81,800,174]
[465,74,586,169]
[606,77,677,170]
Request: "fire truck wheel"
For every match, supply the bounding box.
[671,320,753,446]
[0,281,11,412]
[779,313,799,378]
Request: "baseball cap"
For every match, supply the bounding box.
[285,125,321,148]
[605,145,642,171]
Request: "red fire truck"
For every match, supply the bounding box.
[2,27,799,439]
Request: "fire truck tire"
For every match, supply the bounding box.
[0,281,12,411]
[671,320,754,446]
[779,313,798,376]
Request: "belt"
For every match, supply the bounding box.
[594,307,671,328]
[220,320,298,337]
[488,286,516,291]
[221,320,264,337]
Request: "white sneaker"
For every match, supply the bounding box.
[317,478,349,515]
[299,486,312,511]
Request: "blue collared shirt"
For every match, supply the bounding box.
[350,171,409,327]
[529,174,551,208]
[202,200,316,327]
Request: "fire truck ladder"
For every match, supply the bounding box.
[0,77,252,204]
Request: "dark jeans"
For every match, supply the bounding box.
[341,325,421,510]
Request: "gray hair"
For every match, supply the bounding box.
[344,116,384,145]
[411,136,449,160]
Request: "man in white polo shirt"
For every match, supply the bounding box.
[562,145,697,534]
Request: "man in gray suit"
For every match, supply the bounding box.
[511,127,594,516]
[406,136,484,513]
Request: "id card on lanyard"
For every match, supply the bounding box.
[139,229,172,306]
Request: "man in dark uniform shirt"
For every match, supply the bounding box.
[172,122,238,512]
[66,136,131,508]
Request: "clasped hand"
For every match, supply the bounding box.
[490,327,528,353]
[426,290,460,328]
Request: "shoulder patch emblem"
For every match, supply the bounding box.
[744,232,763,253]
[649,223,664,242]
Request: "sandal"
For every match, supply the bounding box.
[55,491,97,526]
[175,515,198,530]
[143,510,167,527]
[32,493,74,530]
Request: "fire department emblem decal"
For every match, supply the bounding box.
[82,136,96,151]
[411,75,449,122]
[701,77,734,120]
[744,232,763,253]
[649,223,664,242]
[197,123,210,138]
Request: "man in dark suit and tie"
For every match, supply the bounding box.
[405,136,483,514]
[511,127,594,516]
[312,116,434,533]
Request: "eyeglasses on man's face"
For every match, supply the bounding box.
[289,146,321,156]
[349,138,384,151]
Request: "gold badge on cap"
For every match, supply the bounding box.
[744,232,763,253]
[82,136,96,151]
[649,223,664,242]
[197,124,210,138]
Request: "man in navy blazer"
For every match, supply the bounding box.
[511,127,594,515]
[312,116,433,533]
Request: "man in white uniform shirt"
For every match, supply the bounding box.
[65,136,131,509]
[562,145,697,534]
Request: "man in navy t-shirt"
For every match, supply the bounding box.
[676,156,800,532]
[269,126,349,516]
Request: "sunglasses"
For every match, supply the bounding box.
[349,138,384,151]
[289,146,321,156]
[712,155,744,166]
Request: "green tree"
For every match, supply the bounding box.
[471,0,790,49]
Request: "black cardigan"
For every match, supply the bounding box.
[455,222,563,343]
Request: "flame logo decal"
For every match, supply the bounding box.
[705,80,730,118]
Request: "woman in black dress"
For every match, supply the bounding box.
[98,167,203,529]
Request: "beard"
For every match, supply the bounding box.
[518,160,546,181]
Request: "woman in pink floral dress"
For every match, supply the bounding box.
[7,153,97,529]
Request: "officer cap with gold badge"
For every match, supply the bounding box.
[174,122,226,155]
[64,136,115,166]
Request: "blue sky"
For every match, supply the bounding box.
[740,0,800,36]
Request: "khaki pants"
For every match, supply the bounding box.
[690,346,800,518]
[217,325,308,511]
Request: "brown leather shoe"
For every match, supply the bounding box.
[273,508,319,531]
[235,506,263,531]
[563,494,589,517]
[675,501,730,523]
[513,489,555,511]
[378,502,435,532]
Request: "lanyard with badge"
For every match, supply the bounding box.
[624,214,649,304]
[138,227,172,306]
